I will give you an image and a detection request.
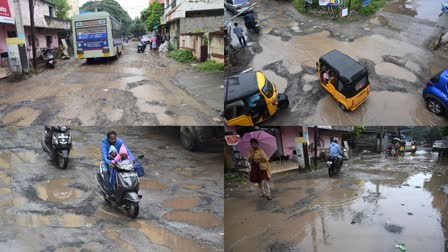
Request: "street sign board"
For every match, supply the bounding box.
[225,135,240,145]
[0,0,14,24]
[362,0,371,7]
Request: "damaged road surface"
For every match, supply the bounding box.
[0,42,223,126]
[227,0,448,125]
[0,127,224,251]
[225,149,448,251]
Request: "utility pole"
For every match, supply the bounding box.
[314,126,318,168]
[13,0,29,72]
[28,0,37,69]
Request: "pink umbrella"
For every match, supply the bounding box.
[238,130,278,158]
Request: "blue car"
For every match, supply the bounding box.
[423,69,448,116]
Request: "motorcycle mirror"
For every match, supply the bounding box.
[137,154,144,159]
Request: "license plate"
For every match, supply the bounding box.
[103,53,110,57]
[77,54,84,59]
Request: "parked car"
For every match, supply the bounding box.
[225,0,251,13]
[422,69,448,116]
[141,35,151,44]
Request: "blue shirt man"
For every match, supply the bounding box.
[101,131,135,192]
[329,139,343,160]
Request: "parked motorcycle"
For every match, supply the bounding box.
[440,2,448,16]
[97,155,144,218]
[41,126,72,169]
[137,40,146,53]
[42,48,55,68]
[327,148,347,177]
[241,10,260,33]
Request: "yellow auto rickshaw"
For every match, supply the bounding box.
[224,71,289,126]
[316,49,371,111]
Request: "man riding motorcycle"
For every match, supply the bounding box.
[101,131,135,193]
[241,10,259,32]
[329,138,344,163]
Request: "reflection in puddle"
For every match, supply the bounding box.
[163,211,221,228]
[58,214,95,228]
[55,248,79,252]
[0,153,11,169]
[15,214,51,228]
[162,197,199,209]
[129,220,215,252]
[36,178,82,203]
[139,178,168,190]
[105,228,137,252]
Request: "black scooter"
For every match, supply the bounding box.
[42,48,55,68]
[242,10,260,33]
[327,149,347,177]
[41,126,72,169]
[137,41,146,53]
[97,155,144,218]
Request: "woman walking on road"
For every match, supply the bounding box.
[151,36,157,50]
[248,138,272,200]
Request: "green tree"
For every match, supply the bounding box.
[130,17,146,37]
[442,127,448,137]
[50,0,72,20]
[80,0,132,34]
[141,2,164,32]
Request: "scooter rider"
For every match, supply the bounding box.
[242,10,256,29]
[101,131,135,193]
[329,138,343,163]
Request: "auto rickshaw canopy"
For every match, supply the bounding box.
[226,71,261,104]
[319,49,368,84]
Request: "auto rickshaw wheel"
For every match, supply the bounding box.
[338,103,348,112]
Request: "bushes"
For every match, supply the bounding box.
[168,49,196,63]
[293,0,390,17]
[193,60,225,72]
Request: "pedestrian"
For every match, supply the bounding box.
[233,22,247,48]
[248,138,272,200]
[151,36,157,50]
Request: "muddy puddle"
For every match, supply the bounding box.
[305,91,447,125]
[253,31,429,75]
[36,177,82,203]
[129,220,217,252]
[179,184,201,190]
[14,213,94,228]
[226,152,448,251]
[139,178,168,190]
[105,228,138,252]
[0,153,11,169]
[1,107,41,126]
[383,0,442,22]
[162,196,200,209]
[163,211,221,228]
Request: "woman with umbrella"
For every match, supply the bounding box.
[248,138,272,200]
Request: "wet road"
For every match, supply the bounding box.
[0,42,223,126]
[225,149,448,251]
[0,127,223,251]
[226,0,448,125]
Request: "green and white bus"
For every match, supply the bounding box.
[72,12,123,61]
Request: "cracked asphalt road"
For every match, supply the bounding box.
[226,0,448,125]
[0,42,223,126]
[0,126,224,251]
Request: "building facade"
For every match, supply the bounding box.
[0,0,70,57]
[163,0,223,47]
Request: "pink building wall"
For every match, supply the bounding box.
[280,127,302,161]
[0,23,60,58]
